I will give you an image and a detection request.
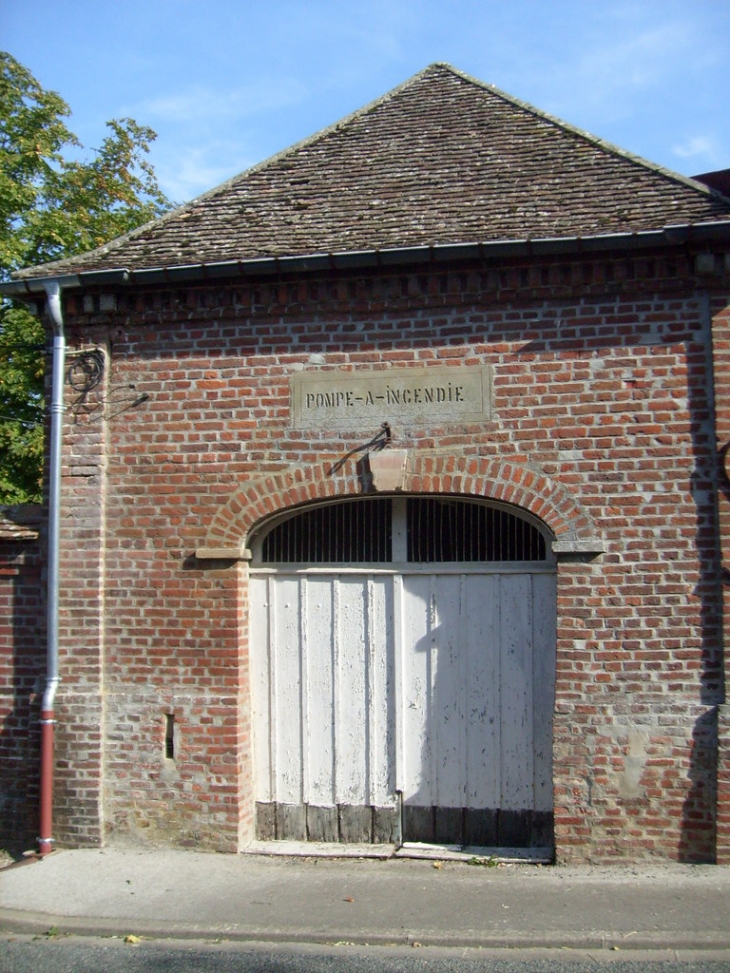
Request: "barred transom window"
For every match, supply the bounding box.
[258,497,548,564]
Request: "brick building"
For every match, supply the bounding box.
[3,64,730,862]
[0,505,44,849]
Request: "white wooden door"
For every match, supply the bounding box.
[397,570,555,845]
[250,571,397,843]
[250,565,555,847]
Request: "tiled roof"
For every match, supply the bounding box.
[16,64,730,278]
[0,504,42,541]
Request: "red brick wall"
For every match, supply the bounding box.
[48,363,108,849]
[51,248,729,861]
[0,536,44,849]
[711,298,730,864]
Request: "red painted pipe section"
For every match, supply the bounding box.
[39,711,55,855]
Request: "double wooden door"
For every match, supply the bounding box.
[250,564,555,848]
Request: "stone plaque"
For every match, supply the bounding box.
[292,365,491,430]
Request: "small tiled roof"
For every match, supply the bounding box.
[15,64,730,278]
[0,504,42,541]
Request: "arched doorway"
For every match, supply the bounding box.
[249,495,556,849]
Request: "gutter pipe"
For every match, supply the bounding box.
[1,220,730,299]
[39,279,65,856]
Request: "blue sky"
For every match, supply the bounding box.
[2,0,728,205]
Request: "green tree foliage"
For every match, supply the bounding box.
[0,51,171,502]
[0,306,45,502]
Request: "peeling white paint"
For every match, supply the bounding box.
[251,567,556,831]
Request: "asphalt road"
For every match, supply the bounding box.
[1,937,729,973]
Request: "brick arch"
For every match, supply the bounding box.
[203,453,600,554]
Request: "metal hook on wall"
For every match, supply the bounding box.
[327,422,393,476]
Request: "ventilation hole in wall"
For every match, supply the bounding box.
[165,714,175,761]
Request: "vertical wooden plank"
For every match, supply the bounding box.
[268,576,279,805]
[403,805,435,843]
[352,575,369,805]
[464,808,498,846]
[306,575,336,806]
[255,801,276,840]
[249,575,272,802]
[435,807,464,844]
[366,576,376,807]
[373,805,399,843]
[306,804,338,842]
[332,576,342,805]
[401,574,432,807]
[532,573,557,813]
[499,574,534,811]
[339,805,372,843]
[498,809,532,847]
[457,574,467,809]
[383,577,397,811]
[464,574,501,809]
[300,576,310,806]
[334,577,368,805]
[367,575,396,808]
[393,573,405,800]
[274,575,304,805]
[431,574,464,808]
[276,802,306,841]
[427,575,438,808]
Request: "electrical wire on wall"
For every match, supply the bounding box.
[68,349,105,395]
[67,349,149,421]
[67,349,105,419]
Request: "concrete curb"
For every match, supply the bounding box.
[3,850,730,956]
[2,907,730,952]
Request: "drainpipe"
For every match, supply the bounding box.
[39,279,65,856]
